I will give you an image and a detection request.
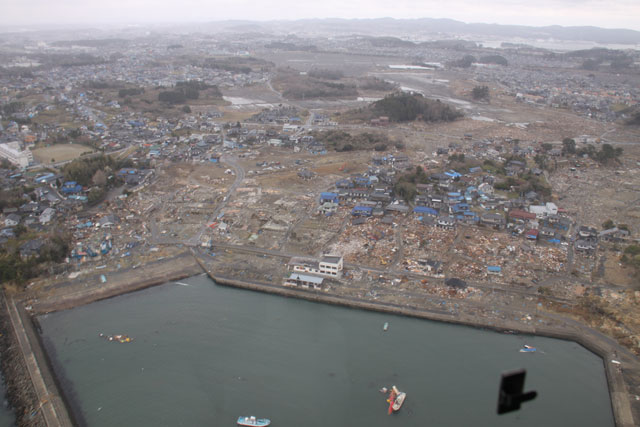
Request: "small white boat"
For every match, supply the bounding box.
[237,416,270,426]
[383,322,389,331]
[393,392,406,411]
[520,345,536,353]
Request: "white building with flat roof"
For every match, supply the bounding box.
[288,254,344,278]
[319,255,343,277]
[0,142,33,168]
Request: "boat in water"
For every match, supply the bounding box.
[393,392,406,412]
[383,322,389,331]
[386,385,406,413]
[519,345,536,353]
[237,416,270,426]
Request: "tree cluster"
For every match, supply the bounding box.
[448,154,465,163]
[0,187,28,210]
[41,52,108,68]
[494,172,552,198]
[158,90,190,104]
[159,80,222,104]
[62,155,118,187]
[393,166,431,202]
[576,143,623,163]
[0,233,71,285]
[358,77,396,91]
[159,88,197,104]
[274,67,357,100]
[203,56,273,74]
[118,87,145,97]
[307,68,344,80]
[478,55,508,66]
[1,101,25,117]
[620,245,640,277]
[264,42,318,52]
[625,110,640,126]
[371,92,463,123]
[83,80,117,89]
[569,48,634,71]
[313,130,389,152]
[471,86,489,101]
[450,55,476,68]
[176,80,210,91]
[562,138,576,155]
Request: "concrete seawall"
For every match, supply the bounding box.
[3,295,73,427]
[31,252,204,315]
[205,270,637,427]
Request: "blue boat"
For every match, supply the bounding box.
[237,416,270,426]
[519,345,536,353]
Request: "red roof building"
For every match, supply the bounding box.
[509,209,536,221]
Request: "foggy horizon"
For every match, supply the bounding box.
[2,0,640,33]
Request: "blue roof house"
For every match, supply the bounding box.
[320,192,339,204]
[352,206,373,217]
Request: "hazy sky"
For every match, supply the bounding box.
[2,0,640,31]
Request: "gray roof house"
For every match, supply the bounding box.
[5,213,21,227]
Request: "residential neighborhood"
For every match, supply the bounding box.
[0,20,639,427]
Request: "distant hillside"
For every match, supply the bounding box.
[345,92,463,123]
[199,18,640,45]
[9,19,640,46]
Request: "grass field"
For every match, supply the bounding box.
[32,144,94,164]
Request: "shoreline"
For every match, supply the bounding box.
[30,251,204,314]
[3,253,637,427]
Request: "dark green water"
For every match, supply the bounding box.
[38,275,614,427]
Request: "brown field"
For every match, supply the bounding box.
[603,252,638,288]
[32,144,94,163]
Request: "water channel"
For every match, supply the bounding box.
[38,274,613,426]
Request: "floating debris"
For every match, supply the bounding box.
[99,333,133,343]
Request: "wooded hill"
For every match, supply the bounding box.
[345,92,463,123]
